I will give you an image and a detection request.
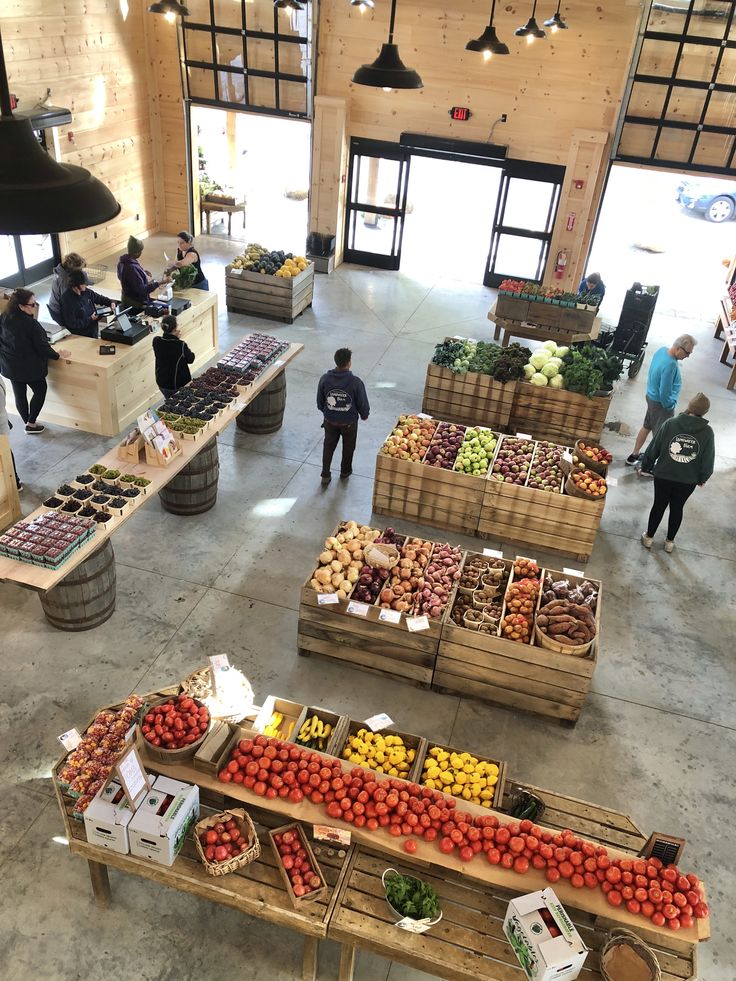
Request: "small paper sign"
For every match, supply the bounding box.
[313,825,352,846]
[209,653,230,672]
[396,917,433,934]
[417,413,433,419]
[608,476,618,486]
[379,608,402,624]
[347,601,370,617]
[115,744,149,808]
[563,567,585,577]
[209,654,230,696]
[58,728,82,752]
[562,450,573,464]
[364,712,393,731]
[483,548,503,558]
[468,337,478,343]
[516,432,532,440]
[318,593,340,605]
[406,615,430,632]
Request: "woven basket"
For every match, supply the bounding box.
[180,665,255,724]
[534,622,592,658]
[138,695,211,763]
[565,470,607,502]
[194,808,261,877]
[574,437,611,476]
[600,929,661,981]
[85,263,108,286]
[364,542,400,570]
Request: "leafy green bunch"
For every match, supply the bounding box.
[561,344,623,397]
[385,872,440,920]
[172,265,198,290]
[492,342,532,383]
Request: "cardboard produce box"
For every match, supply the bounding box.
[83,779,135,854]
[503,888,588,981]
[128,775,199,866]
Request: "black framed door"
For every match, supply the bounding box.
[484,160,565,287]
[343,138,411,270]
[0,233,59,289]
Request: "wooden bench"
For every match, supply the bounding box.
[201,199,246,235]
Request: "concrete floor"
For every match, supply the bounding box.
[0,234,734,980]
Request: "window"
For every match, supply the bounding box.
[616,0,736,173]
[182,0,313,117]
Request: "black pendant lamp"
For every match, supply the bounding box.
[148,0,190,19]
[466,0,509,59]
[274,0,303,9]
[352,0,423,90]
[350,0,375,9]
[544,1,568,32]
[0,31,120,234]
[515,0,546,42]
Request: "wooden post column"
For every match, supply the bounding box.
[310,96,348,265]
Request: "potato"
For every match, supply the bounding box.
[314,568,331,585]
[345,539,360,553]
[325,537,339,549]
[337,589,348,601]
[349,559,363,570]
[310,578,323,592]
[346,567,360,583]
[330,560,343,573]
[353,548,364,562]
[339,579,352,593]
[331,572,343,587]
[337,549,351,568]
[319,550,333,565]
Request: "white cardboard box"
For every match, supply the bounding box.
[503,888,588,981]
[128,775,199,867]
[83,779,135,854]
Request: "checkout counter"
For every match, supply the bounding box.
[2,276,218,437]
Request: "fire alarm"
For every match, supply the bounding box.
[574,179,584,189]
[68,131,75,143]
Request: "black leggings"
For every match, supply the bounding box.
[11,378,48,425]
[646,478,696,541]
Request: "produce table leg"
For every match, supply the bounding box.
[39,539,116,631]
[501,330,510,348]
[87,859,112,907]
[728,362,736,390]
[301,936,318,981]
[159,438,219,515]
[338,944,356,981]
[720,340,730,364]
[236,372,287,434]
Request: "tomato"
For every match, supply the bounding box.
[401,838,417,855]
[440,837,455,854]
[662,868,678,884]
[514,856,530,875]
[648,887,663,904]
[232,771,245,784]
[450,829,464,844]
[532,854,546,870]
[673,892,687,909]
[667,917,681,931]
[570,873,584,889]
[641,901,655,918]
[214,846,228,862]
[605,866,621,884]
[500,852,514,869]
[546,867,561,883]
[460,846,474,863]
[253,781,266,796]
[558,862,574,879]
[569,851,583,866]
[583,872,598,889]
[596,855,611,870]
[606,891,623,908]
[389,825,402,838]
[626,899,641,915]
[218,770,232,783]
[693,902,709,919]
[651,912,666,927]
[634,887,648,903]
[540,844,555,861]
[509,837,525,854]
[679,913,694,930]
[495,827,511,845]
[486,847,501,865]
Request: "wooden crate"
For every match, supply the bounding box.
[480,477,605,562]
[434,566,600,725]
[421,362,516,430]
[0,435,21,533]
[414,740,507,809]
[337,719,427,784]
[298,580,441,688]
[268,822,329,908]
[225,263,314,324]
[496,294,597,332]
[372,452,486,538]
[509,382,611,443]
[293,705,350,756]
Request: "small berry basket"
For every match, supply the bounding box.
[194,808,260,877]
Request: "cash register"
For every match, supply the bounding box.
[99,308,151,346]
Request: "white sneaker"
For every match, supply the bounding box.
[641,533,653,549]
[664,540,674,553]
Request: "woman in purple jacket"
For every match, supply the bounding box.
[116,236,168,312]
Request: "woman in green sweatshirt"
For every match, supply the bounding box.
[640,392,715,553]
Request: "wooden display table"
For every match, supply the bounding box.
[225,262,314,324]
[0,434,21,532]
[0,342,303,625]
[22,278,219,437]
[509,383,612,445]
[489,304,601,349]
[201,198,246,235]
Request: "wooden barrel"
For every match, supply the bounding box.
[159,438,219,515]
[40,539,116,631]
[236,372,286,434]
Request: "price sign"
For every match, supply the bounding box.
[313,825,352,846]
[417,413,433,419]
[379,608,401,624]
[58,728,82,752]
[562,450,573,464]
[115,744,149,808]
[483,548,503,558]
[364,712,393,731]
[347,601,369,617]
[406,615,430,632]
[516,432,532,440]
[317,593,340,605]
[396,917,434,934]
[209,654,230,695]
[563,567,585,577]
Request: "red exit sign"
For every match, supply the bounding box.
[449,106,472,121]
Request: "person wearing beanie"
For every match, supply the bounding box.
[640,392,715,553]
[152,314,195,398]
[116,235,167,312]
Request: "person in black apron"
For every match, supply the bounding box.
[166,232,209,290]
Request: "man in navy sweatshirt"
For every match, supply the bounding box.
[317,347,370,484]
[60,270,116,338]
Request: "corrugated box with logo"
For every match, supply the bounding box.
[128,775,199,866]
[503,888,588,981]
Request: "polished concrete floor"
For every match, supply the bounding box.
[0,235,734,980]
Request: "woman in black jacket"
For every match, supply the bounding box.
[152,315,195,398]
[0,289,72,434]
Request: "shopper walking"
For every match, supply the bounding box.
[48,252,87,325]
[317,347,370,484]
[153,315,195,399]
[164,232,210,291]
[640,393,714,553]
[0,289,72,434]
[626,334,696,467]
[0,375,22,490]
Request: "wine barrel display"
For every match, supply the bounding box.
[159,438,220,515]
[39,539,116,632]
[236,372,287,435]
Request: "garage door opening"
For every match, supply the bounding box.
[587,163,736,321]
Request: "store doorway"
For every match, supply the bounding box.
[587,163,736,320]
[0,233,59,289]
[191,106,311,253]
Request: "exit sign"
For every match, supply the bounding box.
[449,106,472,121]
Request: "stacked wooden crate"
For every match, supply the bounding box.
[509,383,611,444]
[421,361,516,430]
[225,263,314,323]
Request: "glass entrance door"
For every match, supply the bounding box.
[344,138,411,270]
[484,160,565,287]
[0,233,58,289]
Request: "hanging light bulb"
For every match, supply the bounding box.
[350,0,375,10]
[544,1,568,32]
[0,30,120,233]
[466,0,510,59]
[515,0,546,41]
[353,0,423,90]
[274,0,303,9]
[148,0,190,18]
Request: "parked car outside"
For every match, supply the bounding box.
[676,178,736,223]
